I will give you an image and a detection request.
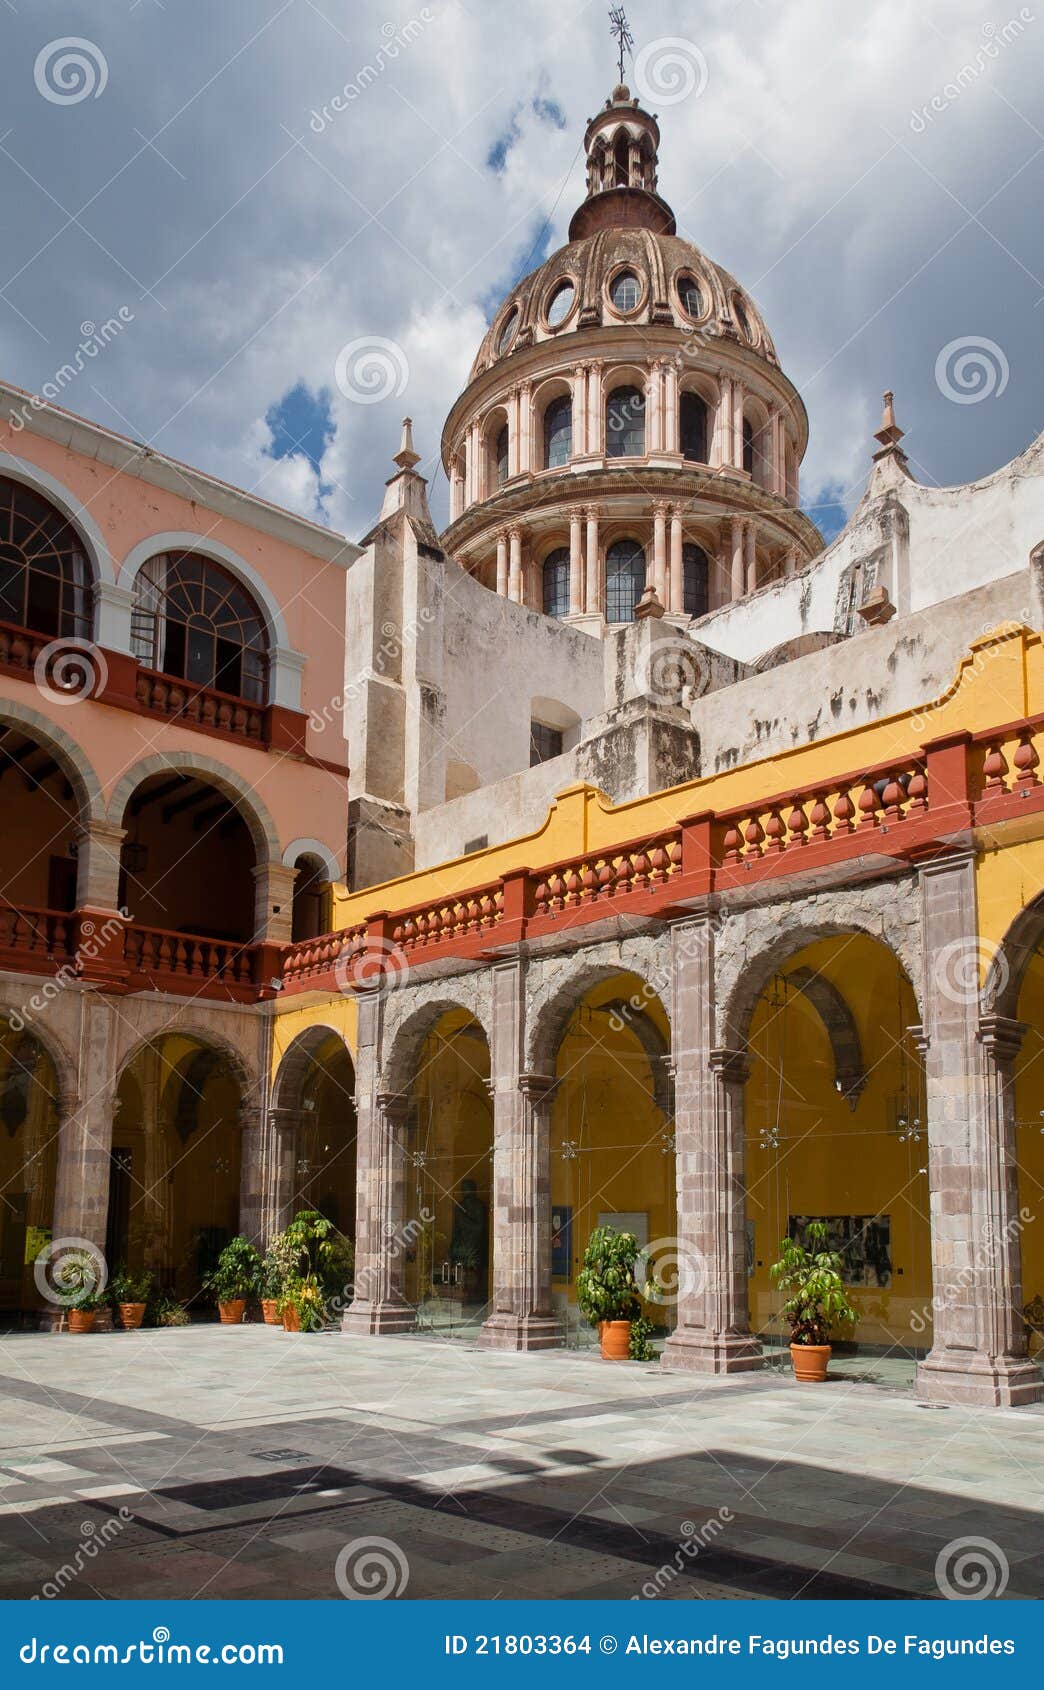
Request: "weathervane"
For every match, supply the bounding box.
[608,7,633,83]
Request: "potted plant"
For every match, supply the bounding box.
[770,1221,857,1381]
[278,1274,325,1332]
[575,1224,641,1359]
[203,1235,261,1324]
[272,1211,354,1327]
[259,1242,290,1325]
[68,1289,102,1334]
[109,1266,153,1330]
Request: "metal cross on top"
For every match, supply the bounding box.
[608,7,634,83]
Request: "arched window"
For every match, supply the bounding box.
[543,396,572,469]
[605,538,646,624]
[606,385,645,458]
[291,854,329,943]
[742,417,754,477]
[613,134,629,187]
[542,548,570,619]
[0,476,90,640]
[609,271,640,313]
[680,392,708,463]
[131,553,269,704]
[495,425,509,487]
[682,544,709,619]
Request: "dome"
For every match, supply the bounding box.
[469,225,778,383]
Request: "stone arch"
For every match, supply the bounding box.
[273,1023,354,1112]
[525,932,668,1074]
[0,452,116,588]
[379,976,493,1097]
[479,404,510,495]
[108,752,280,863]
[0,696,105,823]
[983,893,1044,1019]
[282,836,342,884]
[787,966,866,1107]
[113,1020,259,1105]
[0,998,79,1118]
[715,880,923,1053]
[118,532,290,648]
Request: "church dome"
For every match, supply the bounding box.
[469,225,778,383]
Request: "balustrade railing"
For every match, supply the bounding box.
[134,668,264,741]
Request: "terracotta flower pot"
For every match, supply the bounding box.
[790,1342,831,1382]
[218,1298,247,1325]
[68,1309,96,1334]
[119,1302,147,1331]
[282,1305,301,1332]
[600,1319,632,1360]
[261,1298,281,1325]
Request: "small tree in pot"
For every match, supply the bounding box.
[575,1224,641,1359]
[204,1236,261,1324]
[770,1221,857,1381]
[109,1266,153,1330]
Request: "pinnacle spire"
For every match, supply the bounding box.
[393,416,421,471]
[874,391,905,455]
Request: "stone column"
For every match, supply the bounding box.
[449,458,464,521]
[662,914,763,1373]
[496,531,509,598]
[646,360,663,453]
[51,996,114,1260]
[744,522,757,594]
[733,384,746,470]
[586,362,604,455]
[571,366,587,457]
[75,819,124,910]
[508,390,521,478]
[715,376,731,467]
[652,502,669,603]
[508,526,523,604]
[664,359,679,454]
[669,508,684,615]
[730,517,745,601]
[263,1107,299,1237]
[518,383,533,474]
[568,508,584,615]
[585,507,601,616]
[344,992,414,1334]
[480,960,562,1350]
[252,861,298,945]
[238,1103,267,1248]
[916,852,1042,1405]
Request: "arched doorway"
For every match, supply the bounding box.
[112,1034,246,1305]
[0,1018,59,1319]
[290,854,330,943]
[743,935,930,1357]
[118,773,256,944]
[402,1009,493,1335]
[273,1029,357,1236]
[548,973,675,1344]
[0,723,83,915]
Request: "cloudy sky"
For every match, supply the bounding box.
[1,0,1041,543]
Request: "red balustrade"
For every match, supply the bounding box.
[0,905,78,970]
[0,619,52,679]
[282,925,366,985]
[134,668,264,742]
[123,924,261,1001]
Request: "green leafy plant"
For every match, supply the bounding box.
[203,1235,261,1304]
[108,1266,153,1306]
[575,1225,641,1328]
[69,1288,103,1313]
[274,1211,354,1316]
[147,1290,190,1328]
[628,1315,657,1361]
[770,1222,858,1346]
[278,1274,326,1333]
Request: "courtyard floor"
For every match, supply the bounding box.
[0,1328,1041,1601]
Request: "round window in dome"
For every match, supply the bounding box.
[677,273,705,322]
[546,280,575,328]
[609,269,641,314]
[497,309,520,354]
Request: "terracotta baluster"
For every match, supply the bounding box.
[1014,734,1040,788]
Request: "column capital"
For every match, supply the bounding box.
[518,1072,558,1102]
[709,1046,750,1086]
[978,1014,1027,1064]
[652,499,670,519]
[375,1091,410,1123]
[584,504,600,522]
[567,505,586,524]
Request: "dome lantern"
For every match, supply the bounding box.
[569,84,676,241]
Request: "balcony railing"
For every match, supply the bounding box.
[123,924,262,1000]
[134,668,265,742]
[0,906,78,970]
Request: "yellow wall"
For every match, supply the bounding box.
[745,936,932,1350]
